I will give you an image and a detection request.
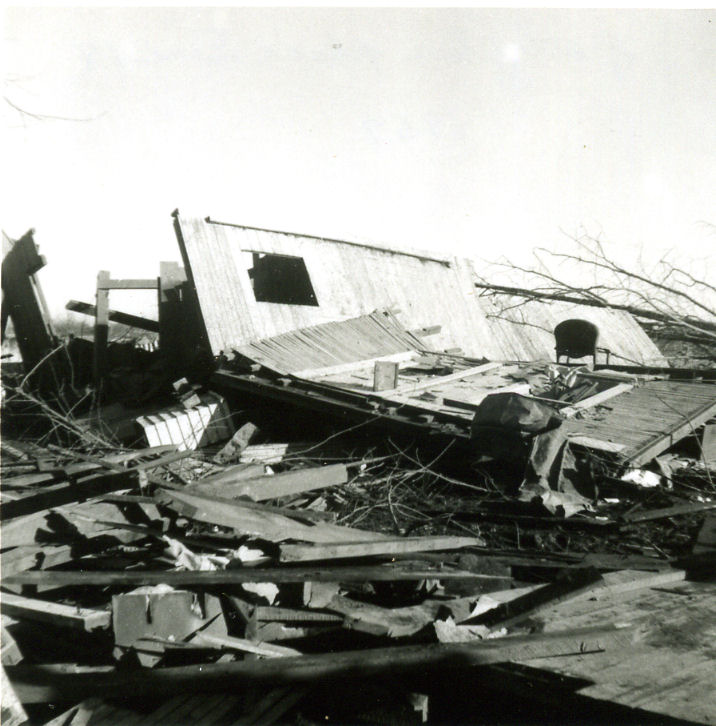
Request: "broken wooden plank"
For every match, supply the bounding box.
[1,663,28,725]
[621,500,716,524]
[565,568,689,603]
[1,619,23,666]
[566,435,626,454]
[442,383,532,412]
[324,594,464,638]
[213,423,260,464]
[190,464,348,501]
[294,351,418,380]
[1,230,56,375]
[238,442,316,464]
[0,471,133,520]
[192,633,300,658]
[6,623,636,703]
[560,382,634,418]
[186,462,266,486]
[65,300,159,333]
[253,607,342,624]
[464,567,603,631]
[387,362,502,396]
[0,593,110,632]
[156,487,388,544]
[4,564,483,587]
[97,278,158,290]
[280,535,483,563]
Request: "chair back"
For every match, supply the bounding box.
[554,319,599,360]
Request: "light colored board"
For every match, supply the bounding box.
[190,463,348,501]
[560,382,634,418]
[156,487,390,544]
[0,593,110,631]
[297,350,418,380]
[280,535,483,563]
[1,663,28,726]
[386,362,502,396]
[192,633,300,658]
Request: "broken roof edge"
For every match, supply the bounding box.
[200,214,454,267]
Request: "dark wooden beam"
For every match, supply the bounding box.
[6,623,634,703]
[65,300,159,333]
[3,565,491,587]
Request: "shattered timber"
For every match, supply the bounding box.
[1,214,715,726]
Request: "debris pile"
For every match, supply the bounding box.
[2,220,715,725]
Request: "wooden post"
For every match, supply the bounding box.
[373,361,399,391]
[93,270,110,387]
[159,261,191,374]
[1,231,56,371]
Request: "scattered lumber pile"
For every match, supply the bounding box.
[2,221,716,724]
[2,406,715,724]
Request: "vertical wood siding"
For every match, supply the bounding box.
[174,216,665,364]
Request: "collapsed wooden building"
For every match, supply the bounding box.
[1,215,715,725]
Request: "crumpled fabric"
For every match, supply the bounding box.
[521,426,594,516]
[471,393,594,517]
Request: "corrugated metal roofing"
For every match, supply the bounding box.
[173,214,666,365]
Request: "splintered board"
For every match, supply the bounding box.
[563,379,716,464]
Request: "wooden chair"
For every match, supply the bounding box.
[554,318,610,366]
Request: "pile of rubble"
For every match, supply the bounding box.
[1,219,715,726]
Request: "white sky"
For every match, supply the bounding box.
[2,7,715,318]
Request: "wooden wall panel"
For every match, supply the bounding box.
[173,216,665,364]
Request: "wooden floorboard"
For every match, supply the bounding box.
[519,580,716,724]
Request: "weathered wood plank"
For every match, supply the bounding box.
[3,565,483,588]
[65,300,159,333]
[561,382,634,418]
[156,487,388,543]
[192,633,300,658]
[621,500,716,524]
[280,535,483,563]
[0,471,133,520]
[0,663,28,725]
[190,464,348,502]
[295,351,418,380]
[0,593,110,632]
[7,623,636,703]
[386,362,502,396]
[93,270,110,384]
[1,230,56,373]
[98,279,158,290]
[464,568,603,631]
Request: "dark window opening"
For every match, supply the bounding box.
[247,252,319,306]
